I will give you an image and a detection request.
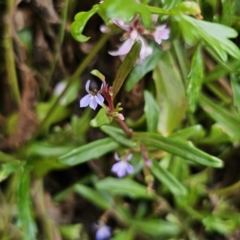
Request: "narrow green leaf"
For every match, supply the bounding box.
[18,170,37,240]
[161,0,181,9]
[187,45,204,112]
[74,184,111,210]
[134,132,223,168]
[111,229,135,240]
[95,177,154,199]
[100,125,136,147]
[199,93,240,141]
[170,125,205,141]
[153,51,187,135]
[230,73,240,112]
[125,43,163,92]
[129,219,180,237]
[150,160,187,196]
[113,41,142,99]
[144,91,159,132]
[90,108,112,127]
[71,5,98,42]
[0,162,23,182]
[58,138,119,166]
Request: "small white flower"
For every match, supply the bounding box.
[80,80,105,110]
[95,222,111,240]
[111,153,134,178]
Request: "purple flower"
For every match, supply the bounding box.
[111,153,134,178]
[106,16,170,62]
[80,80,105,110]
[95,223,111,240]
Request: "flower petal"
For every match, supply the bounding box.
[89,96,98,110]
[153,25,170,44]
[96,225,111,240]
[126,153,133,161]
[112,19,131,32]
[109,38,134,56]
[79,94,91,108]
[126,163,134,174]
[85,80,91,93]
[114,152,121,161]
[95,94,104,106]
[111,162,127,178]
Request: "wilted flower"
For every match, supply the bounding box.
[111,153,134,178]
[95,222,111,240]
[80,80,105,110]
[106,16,170,62]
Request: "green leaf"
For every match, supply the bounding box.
[100,125,136,147]
[129,219,180,237]
[144,91,159,132]
[90,69,105,82]
[180,15,240,61]
[0,162,23,182]
[176,1,201,17]
[74,184,112,210]
[70,5,99,42]
[199,93,240,141]
[95,177,154,199]
[153,51,187,135]
[111,229,135,240]
[187,45,204,112]
[134,132,223,168]
[59,224,87,240]
[112,41,142,99]
[58,138,119,166]
[90,108,112,127]
[220,0,235,26]
[162,0,181,9]
[125,43,163,92]
[230,73,240,112]
[150,160,188,196]
[99,0,151,27]
[18,170,37,240]
[0,151,19,163]
[170,125,205,141]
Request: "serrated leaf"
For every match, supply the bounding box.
[18,170,37,240]
[74,184,112,210]
[71,5,99,42]
[95,177,154,199]
[134,132,223,168]
[187,45,204,112]
[58,138,119,166]
[150,160,188,196]
[144,91,159,132]
[90,108,112,127]
[112,41,142,99]
[125,43,163,92]
[100,125,136,147]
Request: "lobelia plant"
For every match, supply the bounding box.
[3,0,240,239]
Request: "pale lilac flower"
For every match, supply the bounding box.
[80,80,105,110]
[111,153,134,178]
[95,222,111,240]
[106,16,170,62]
[151,25,170,44]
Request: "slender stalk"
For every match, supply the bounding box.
[3,0,21,106]
[34,33,111,137]
[115,118,133,138]
[42,0,69,98]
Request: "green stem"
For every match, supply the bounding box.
[34,33,111,137]
[146,6,171,15]
[209,180,240,196]
[4,0,21,106]
[42,0,69,99]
